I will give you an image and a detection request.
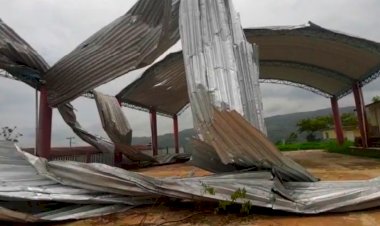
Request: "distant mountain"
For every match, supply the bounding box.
[132,106,355,147]
[265,106,355,142]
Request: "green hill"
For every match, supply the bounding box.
[132,106,355,147]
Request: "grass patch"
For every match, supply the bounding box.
[276,141,329,151]
[326,141,380,159]
[277,140,380,159]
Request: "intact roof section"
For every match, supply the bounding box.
[117,22,380,116]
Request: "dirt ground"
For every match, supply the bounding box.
[58,150,380,226]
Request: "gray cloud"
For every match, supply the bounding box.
[0,0,379,147]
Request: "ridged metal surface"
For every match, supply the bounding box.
[2,141,380,222]
[178,0,315,182]
[179,0,266,133]
[58,103,115,154]
[94,91,133,145]
[0,141,152,222]
[0,19,49,88]
[44,0,181,107]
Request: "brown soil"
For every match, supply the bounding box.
[57,150,380,226]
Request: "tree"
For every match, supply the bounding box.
[341,113,357,127]
[1,126,22,143]
[372,95,380,103]
[285,132,298,144]
[297,116,332,141]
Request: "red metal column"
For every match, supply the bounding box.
[352,83,368,148]
[330,96,344,145]
[37,86,52,158]
[173,115,179,153]
[150,108,158,156]
[114,97,123,166]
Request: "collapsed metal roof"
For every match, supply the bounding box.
[44,0,181,107]
[117,22,380,116]
[0,19,49,88]
[3,140,380,222]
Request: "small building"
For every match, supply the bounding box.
[322,126,360,142]
[366,101,380,138]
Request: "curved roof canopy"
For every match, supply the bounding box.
[117,22,380,116]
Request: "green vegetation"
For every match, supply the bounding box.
[277,141,329,151]
[296,113,357,142]
[372,95,380,103]
[277,140,354,151]
[277,140,380,159]
[326,141,380,159]
[202,184,252,214]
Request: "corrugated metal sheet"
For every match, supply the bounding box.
[94,91,133,145]
[2,141,380,222]
[44,0,181,107]
[188,97,317,182]
[58,103,115,154]
[179,0,266,133]
[0,141,153,222]
[0,19,49,88]
[93,91,190,164]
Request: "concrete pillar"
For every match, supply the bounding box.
[352,83,368,148]
[37,86,52,158]
[173,115,179,153]
[330,96,344,145]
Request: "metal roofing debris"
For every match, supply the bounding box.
[2,141,380,222]
[58,103,115,154]
[0,19,49,88]
[44,0,181,107]
[176,0,315,183]
[94,90,157,163]
[179,0,266,134]
[94,91,133,146]
[118,22,380,116]
[188,97,317,182]
[60,91,190,165]
[0,141,148,222]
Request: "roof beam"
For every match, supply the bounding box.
[260,60,355,85]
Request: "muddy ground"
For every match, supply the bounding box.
[58,150,380,226]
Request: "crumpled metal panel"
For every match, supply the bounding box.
[0,19,49,88]
[179,0,266,133]
[186,94,317,182]
[44,0,181,107]
[58,103,115,153]
[94,91,133,145]
[3,141,380,222]
[178,0,313,181]
[92,91,190,164]
[0,141,153,222]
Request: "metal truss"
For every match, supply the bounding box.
[0,70,16,80]
[259,79,332,98]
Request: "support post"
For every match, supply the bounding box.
[150,108,158,156]
[352,83,368,148]
[37,86,52,158]
[114,97,123,166]
[330,96,344,145]
[173,115,179,153]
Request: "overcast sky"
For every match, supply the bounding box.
[0,0,379,147]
